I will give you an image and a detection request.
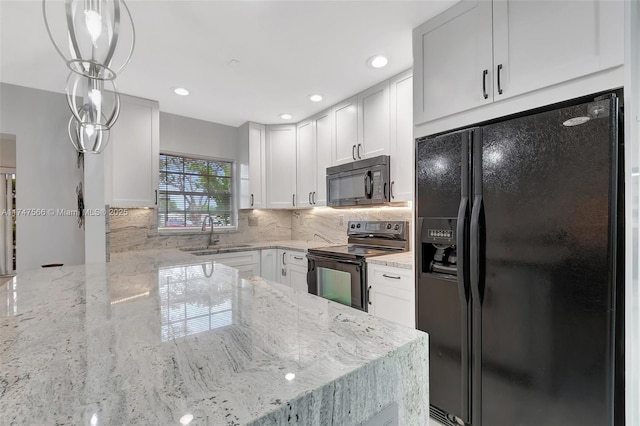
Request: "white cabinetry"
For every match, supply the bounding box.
[296,120,315,208]
[332,96,359,165]
[357,80,390,159]
[238,122,266,209]
[265,125,297,208]
[260,248,278,282]
[296,110,333,207]
[367,264,414,328]
[286,251,308,293]
[104,94,159,207]
[211,250,261,279]
[389,70,413,202]
[276,249,307,291]
[413,0,624,125]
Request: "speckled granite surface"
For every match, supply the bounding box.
[0,249,428,425]
[367,251,414,269]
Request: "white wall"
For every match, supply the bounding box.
[0,83,84,271]
[160,112,238,160]
[0,135,16,169]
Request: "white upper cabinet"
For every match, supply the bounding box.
[296,120,315,208]
[313,109,333,206]
[105,94,159,207]
[413,0,493,124]
[238,122,266,209]
[357,80,390,159]
[492,0,624,101]
[413,0,624,125]
[265,124,297,209]
[332,96,359,165]
[389,70,413,202]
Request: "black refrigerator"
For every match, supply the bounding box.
[415,92,624,426]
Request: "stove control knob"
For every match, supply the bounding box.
[386,223,392,230]
[350,224,355,229]
[356,223,361,229]
[394,224,400,231]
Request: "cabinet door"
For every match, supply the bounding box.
[248,123,266,209]
[389,70,413,202]
[260,249,278,282]
[289,263,309,293]
[296,120,315,208]
[492,0,623,101]
[332,96,358,165]
[106,94,159,207]
[276,249,289,286]
[368,264,415,328]
[265,125,297,209]
[313,110,333,206]
[358,80,390,159]
[413,0,493,125]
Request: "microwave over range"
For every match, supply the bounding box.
[326,155,391,207]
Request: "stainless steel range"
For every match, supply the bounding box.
[307,220,409,312]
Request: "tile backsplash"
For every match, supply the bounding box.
[109,206,412,254]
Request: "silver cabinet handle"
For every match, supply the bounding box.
[352,145,356,161]
[497,64,503,95]
[382,273,401,280]
[357,143,362,159]
[293,256,304,260]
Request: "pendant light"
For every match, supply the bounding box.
[42,0,136,80]
[65,72,120,132]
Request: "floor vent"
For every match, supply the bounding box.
[430,405,460,426]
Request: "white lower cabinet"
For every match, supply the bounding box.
[367,263,415,328]
[260,249,278,282]
[210,251,260,279]
[286,251,308,293]
[276,249,307,291]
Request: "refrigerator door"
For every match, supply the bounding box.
[477,96,618,426]
[416,129,474,424]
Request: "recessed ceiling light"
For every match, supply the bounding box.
[174,87,190,96]
[309,94,323,102]
[280,113,293,120]
[368,55,388,69]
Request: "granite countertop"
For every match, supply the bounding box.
[176,239,333,255]
[0,249,428,425]
[367,251,414,269]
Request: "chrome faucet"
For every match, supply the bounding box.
[201,215,220,246]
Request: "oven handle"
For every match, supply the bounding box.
[306,254,364,266]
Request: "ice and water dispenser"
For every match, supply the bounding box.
[420,218,458,278]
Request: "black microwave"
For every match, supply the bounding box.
[326,155,391,207]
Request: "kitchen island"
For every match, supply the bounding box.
[0,249,429,425]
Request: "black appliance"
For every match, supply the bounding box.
[326,155,391,207]
[416,93,624,426]
[308,220,409,311]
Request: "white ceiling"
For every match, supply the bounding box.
[0,1,456,127]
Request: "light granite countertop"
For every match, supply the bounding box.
[0,249,428,425]
[366,251,414,269]
[175,239,333,255]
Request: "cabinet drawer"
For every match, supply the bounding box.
[212,250,260,267]
[286,251,307,267]
[369,264,413,291]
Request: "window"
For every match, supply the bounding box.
[158,153,235,230]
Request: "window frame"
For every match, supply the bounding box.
[157,151,238,234]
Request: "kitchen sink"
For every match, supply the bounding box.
[183,244,253,256]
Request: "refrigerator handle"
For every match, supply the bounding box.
[470,195,484,306]
[457,197,470,302]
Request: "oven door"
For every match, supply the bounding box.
[307,253,367,311]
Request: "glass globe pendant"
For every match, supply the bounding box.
[42,0,135,80]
